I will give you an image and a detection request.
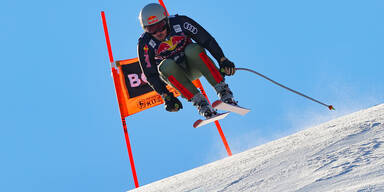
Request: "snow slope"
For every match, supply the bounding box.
[129,104,384,192]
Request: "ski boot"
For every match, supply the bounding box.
[191,93,217,118]
[214,82,238,105]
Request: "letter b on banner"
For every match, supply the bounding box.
[127,73,148,88]
[118,60,154,98]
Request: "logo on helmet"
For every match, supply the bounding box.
[147,16,158,25]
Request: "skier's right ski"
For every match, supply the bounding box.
[193,112,230,128]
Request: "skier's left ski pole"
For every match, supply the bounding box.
[235,67,335,111]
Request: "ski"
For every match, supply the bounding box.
[212,100,250,115]
[193,112,230,128]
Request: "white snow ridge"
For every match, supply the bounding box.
[129,104,384,192]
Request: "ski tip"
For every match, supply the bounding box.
[193,120,203,128]
[212,100,222,108]
[329,105,335,111]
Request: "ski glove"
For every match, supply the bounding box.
[220,58,236,76]
[162,93,183,112]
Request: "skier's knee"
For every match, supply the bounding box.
[158,59,178,76]
[185,44,204,58]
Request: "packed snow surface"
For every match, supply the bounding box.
[129,104,384,192]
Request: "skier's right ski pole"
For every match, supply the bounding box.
[235,68,335,111]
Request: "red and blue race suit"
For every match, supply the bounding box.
[137,14,226,95]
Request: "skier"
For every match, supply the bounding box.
[137,3,237,118]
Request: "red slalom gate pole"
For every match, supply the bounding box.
[158,0,170,16]
[101,11,139,188]
[197,80,232,156]
[111,68,139,188]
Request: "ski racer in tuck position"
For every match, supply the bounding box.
[137,3,238,118]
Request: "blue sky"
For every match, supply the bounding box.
[1,0,383,191]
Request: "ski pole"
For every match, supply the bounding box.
[235,68,335,111]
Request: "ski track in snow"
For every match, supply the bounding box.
[128,104,384,192]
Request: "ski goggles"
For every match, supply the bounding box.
[145,20,167,35]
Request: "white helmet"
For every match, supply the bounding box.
[139,3,167,29]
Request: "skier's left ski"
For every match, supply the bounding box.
[193,112,230,128]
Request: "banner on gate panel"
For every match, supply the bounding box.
[116,58,203,117]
